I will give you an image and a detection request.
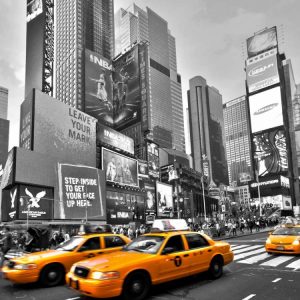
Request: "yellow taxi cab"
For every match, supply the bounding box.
[66,219,234,300]
[265,218,300,254]
[2,225,131,287]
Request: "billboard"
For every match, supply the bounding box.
[85,49,114,126]
[249,86,283,133]
[56,164,106,220]
[33,90,97,167]
[247,27,278,58]
[246,49,279,93]
[144,182,156,215]
[156,182,173,218]
[27,0,43,22]
[97,124,134,155]
[102,148,138,187]
[147,142,159,178]
[1,188,18,222]
[138,160,149,179]
[253,129,288,177]
[20,98,33,150]
[113,46,141,130]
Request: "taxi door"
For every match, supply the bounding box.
[158,234,190,282]
[183,233,214,274]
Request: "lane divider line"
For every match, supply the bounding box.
[272,278,282,283]
[242,294,256,300]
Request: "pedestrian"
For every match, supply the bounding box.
[232,221,237,236]
[0,227,13,267]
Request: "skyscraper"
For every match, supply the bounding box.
[0,86,8,120]
[188,76,228,186]
[0,86,9,175]
[223,96,252,185]
[55,0,115,111]
[114,4,185,152]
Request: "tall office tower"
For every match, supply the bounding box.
[0,86,9,175]
[223,96,253,186]
[187,76,228,186]
[115,4,185,152]
[55,0,115,110]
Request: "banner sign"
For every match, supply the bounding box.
[156,182,173,218]
[147,142,160,178]
[144,182,156,215]
[56,164,106,220]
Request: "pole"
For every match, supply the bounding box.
[201,176,207,221]
[27,198,29,231]
[255,158,262,217]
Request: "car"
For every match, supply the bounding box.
[66,219,234,300]
[2,225,131,287]
[265,219,300,254]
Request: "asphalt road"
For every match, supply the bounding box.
[1,231,299,300]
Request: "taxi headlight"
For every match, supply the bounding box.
[14,263,37,270]
[90,271,120,280]
[292,240,300,246]
[266,238,271,244]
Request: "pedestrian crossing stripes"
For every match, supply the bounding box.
[230,244,300,270]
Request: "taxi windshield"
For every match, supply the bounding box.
[123,236,165,254]
[272,227,300,236]
[55,236,85,251]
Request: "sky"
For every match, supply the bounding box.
[0,0,300,151]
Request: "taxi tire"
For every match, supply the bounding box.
[39,264,65,287]
[209,257,223,279]
[122,271,151,300]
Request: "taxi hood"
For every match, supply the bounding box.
[12,249,66,264]
[76,250,152,271]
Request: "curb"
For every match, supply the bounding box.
[214,228,272,241]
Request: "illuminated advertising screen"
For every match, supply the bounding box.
[144,182,156,215]
[97,124,134,155]
[249,86,283,133]
[147,142,160,178]
[85,49,114,126]
[102,148,138,187]
[1,188,18,222]
[27,0,43,22]
[246,50,279,93]
[253,128,288,177]
[19,98,33,150]
[138,160,149,179]
[156,182,173,218]
[247,27,278,58]
[18,185,53,220]
[113,46,141,130]
[56,164,106,220]
[33,90,97,167]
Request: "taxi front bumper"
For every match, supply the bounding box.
[265,243,300,254]
[66,272,123,299]
[2,266,40,284]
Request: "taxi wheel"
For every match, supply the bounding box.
[209,257,223,279]
[40,264,65,287]
[122,271,151,300]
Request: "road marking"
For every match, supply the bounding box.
[260,256,294,267]
[272,278,282,283]
[238,252,270,264]
[231,245,250,250]
[65,297,81,300]
[242,294,256,300]
[234,247,265,260]
[234,245,262,254]
[285,258,300,270]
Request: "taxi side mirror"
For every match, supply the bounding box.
[268,231,273,235]
[162,247,175,255]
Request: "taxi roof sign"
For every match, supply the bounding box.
[151,219,189,232]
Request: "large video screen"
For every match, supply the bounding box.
[102,148,138,187]
[247,27,278,58]
[156,182,173,218]
[85,49,114,126]
[249,86,283,133]
[246,50,279,93]
[253,128,288,177]
[56,163,106,220]
[113,46,141,130]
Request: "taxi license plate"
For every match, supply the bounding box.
[276,246,284,250]
[69,278,79,290]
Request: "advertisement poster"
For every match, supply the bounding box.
[253,129,288,177]
[97,124,134,155]
[249,86,283,133]
[144,182,156,215]
[247,27,278,58]
[147,142,160,178]
[56,164,106,220]
[27,0,43,23]
[156,182,173,218]
[18,185,53,220]
[1,188,18,222]
[102,148,138,187]
[85,49,114,126]
[138,160,149,179]
[113,46,141,130]
[246,50,279,93]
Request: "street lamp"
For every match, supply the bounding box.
[201,175,207,221]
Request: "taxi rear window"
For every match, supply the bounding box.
[185,233,209,249]
[273,227,300,236]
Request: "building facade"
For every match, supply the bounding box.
[0,86,9,176]
[55,0,115,110]
[114,4,185,153]
[188,76,229,187]
[223,96,252,186]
